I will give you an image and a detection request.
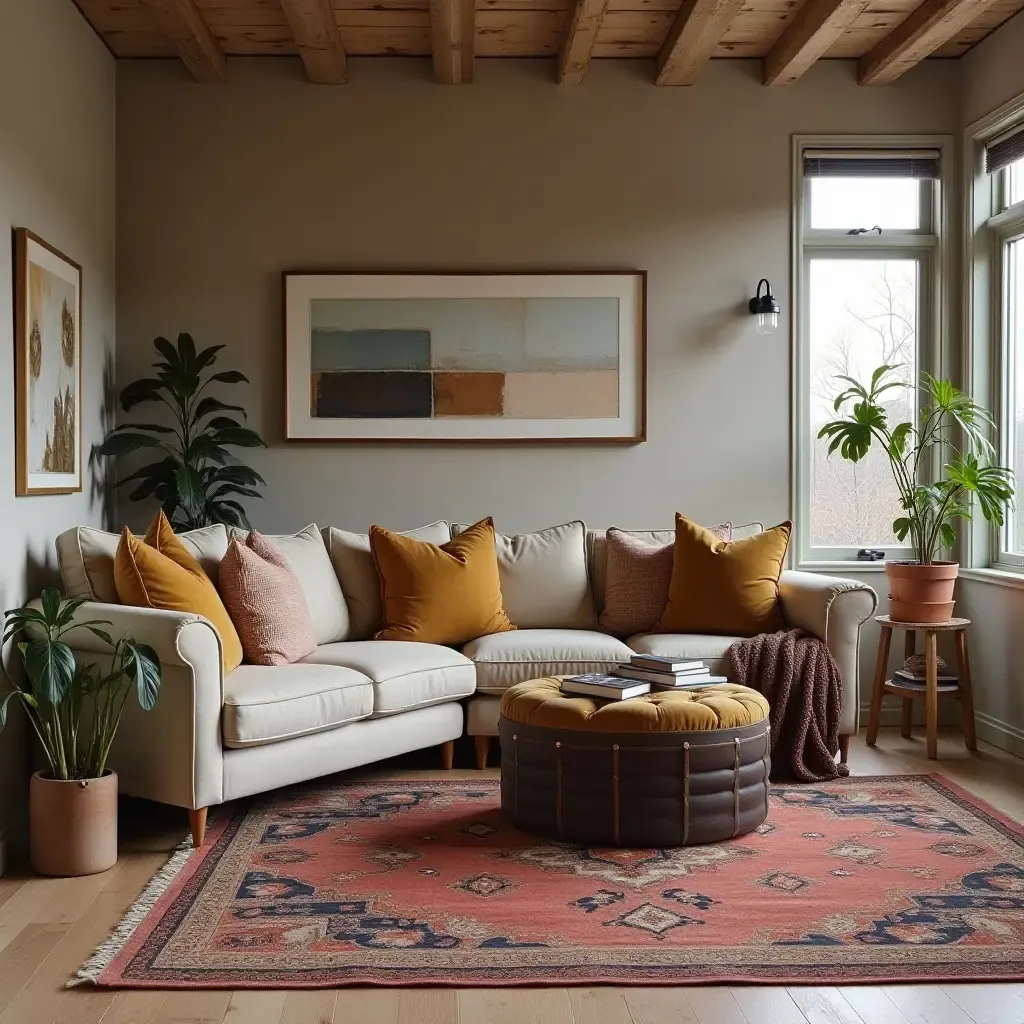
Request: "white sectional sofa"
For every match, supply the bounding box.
[53,518,877,846]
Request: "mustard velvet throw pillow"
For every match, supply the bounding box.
[114,511,244,673]
[370,517,515,645]
[656,515,791,636]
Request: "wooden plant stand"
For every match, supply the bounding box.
[865,615,977,761]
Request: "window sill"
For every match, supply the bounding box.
[795,561,887,573]
[958,566,1024,590]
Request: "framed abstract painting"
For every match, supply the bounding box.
[14,229,83,495]
[283,272,646,442]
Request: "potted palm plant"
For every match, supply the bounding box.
[2,591,161,876]
[819,365,1014,622]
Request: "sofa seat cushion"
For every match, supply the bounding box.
[627,632,743,674]
[464,629,633,695]
[223,664,373,749]
[302,642,475,716]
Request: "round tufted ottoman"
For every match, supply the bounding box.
[498,678,771,846]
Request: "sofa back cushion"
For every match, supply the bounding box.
[229,524,348,645]
[219,532,318,665]
[325,521,452,640]
[56,523,228,603]
[452,520,597,630]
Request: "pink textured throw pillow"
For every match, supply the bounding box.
[599,524,732,637]
[219,531,317,666]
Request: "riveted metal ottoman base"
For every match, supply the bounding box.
[498,716,771,847]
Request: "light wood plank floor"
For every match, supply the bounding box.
[1,729,1021,1024]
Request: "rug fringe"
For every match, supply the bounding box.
[67,835,195,987]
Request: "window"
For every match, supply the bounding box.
[795,141,945,566]
[1002,234,1024,558]
[985,122,1024,567]
[1007,156,1024,209]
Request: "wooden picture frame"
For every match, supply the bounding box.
[14,229,83,495]
[283,270,647,443]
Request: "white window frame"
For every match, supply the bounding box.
[792,135,952,571]
[963,95,1024,579]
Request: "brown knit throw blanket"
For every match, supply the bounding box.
[726,629,848,782]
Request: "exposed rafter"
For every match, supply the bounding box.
[559,0,612,84]
[280,0,348,84]
[139,0,226,82]
[764,0,870,85]
[430,0,475,83]
[858,0,1001,85]
[655,0,746,86]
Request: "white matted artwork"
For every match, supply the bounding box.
[283,272,646,442]
[14,229,82,495]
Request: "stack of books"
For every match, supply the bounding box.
[614,654,727,689]
[559,655,728,701]
[559,674,651,700]
[892,667,959,692]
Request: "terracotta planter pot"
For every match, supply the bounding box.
[885,561,958,624]
[29,770,118,876]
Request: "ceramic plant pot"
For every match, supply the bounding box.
[29,770,118,876]
[885,561,958,624]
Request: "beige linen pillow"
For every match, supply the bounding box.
[325,522,452,640]
[451,521,597,630]
[56,523,228,603]
[231,524,348,645]
[599,523,732,637]
[219,532,317,666]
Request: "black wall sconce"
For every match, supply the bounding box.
[749,279,780,336]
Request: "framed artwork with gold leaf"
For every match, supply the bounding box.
[14,229,82,496]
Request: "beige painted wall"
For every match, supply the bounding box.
[0,0,116,857]
[116,57,958,543]
[961,11,1024,126]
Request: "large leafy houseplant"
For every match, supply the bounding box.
[819,365,1013,564]
[2,591,161,781]
[97,333,266,531]
[3,591,162,875]
[819,364,1014,621]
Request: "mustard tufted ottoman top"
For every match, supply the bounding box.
[500,677,770,733]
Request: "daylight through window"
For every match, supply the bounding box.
[987,126,1024,566]
[796,144,941,564]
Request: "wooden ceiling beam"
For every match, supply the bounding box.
[430,0,475,83]
[764,0,870,85]
[858,0,1000,85]
[139,0,226,82]
[280,0,348,84]
[558,0,612,84]
[656,0,746,86]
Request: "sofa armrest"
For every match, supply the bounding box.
[57,602,225,811]
[778,571,878,736]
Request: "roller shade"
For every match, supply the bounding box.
[985,123,1024,174]
[804,149,941,179]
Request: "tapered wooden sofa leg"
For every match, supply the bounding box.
[189,807,208,849]
[474,735,491,770]
[838,734,851,764]
[441,740,455,770]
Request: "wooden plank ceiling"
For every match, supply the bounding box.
[73,0,1023,84]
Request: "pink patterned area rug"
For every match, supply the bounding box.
[73,774,1024,988]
